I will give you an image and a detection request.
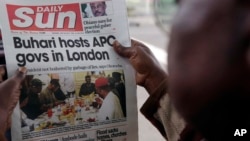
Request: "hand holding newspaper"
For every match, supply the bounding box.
[0,0,138,140]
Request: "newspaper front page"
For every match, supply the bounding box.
[0,0,138,140]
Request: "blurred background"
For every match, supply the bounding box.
[127,0,176,49]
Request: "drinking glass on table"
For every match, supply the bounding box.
[47,108,53,118]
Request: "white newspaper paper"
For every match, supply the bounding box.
[0,0,138,140]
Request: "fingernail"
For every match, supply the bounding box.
[19,67,27,74]
[114,40,120,46]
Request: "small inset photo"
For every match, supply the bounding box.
[81,1,113,18]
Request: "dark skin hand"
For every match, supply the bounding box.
[168,0,250,139]
[113,39,167,95]
[0,67,26,140]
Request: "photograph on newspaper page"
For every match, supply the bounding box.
[0,0,138,140]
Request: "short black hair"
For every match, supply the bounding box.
[85,75,91,78]
[31,78,44,87]
[50,79,60,87]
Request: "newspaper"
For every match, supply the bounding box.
[0,0,138,141]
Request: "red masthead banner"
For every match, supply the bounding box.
[7,3,83,31]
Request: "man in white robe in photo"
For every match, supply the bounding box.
[95,77,124,121]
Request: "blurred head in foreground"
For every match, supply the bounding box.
[166,0,250,139]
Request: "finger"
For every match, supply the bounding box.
[113,40,136,58]
[0,65,5,83]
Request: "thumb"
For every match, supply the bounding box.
[0,67,26,133]
[113,40,136,59]
[5,67,27,87]
[0,67,27,110]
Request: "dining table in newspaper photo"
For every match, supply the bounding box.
[21,93,100,132]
